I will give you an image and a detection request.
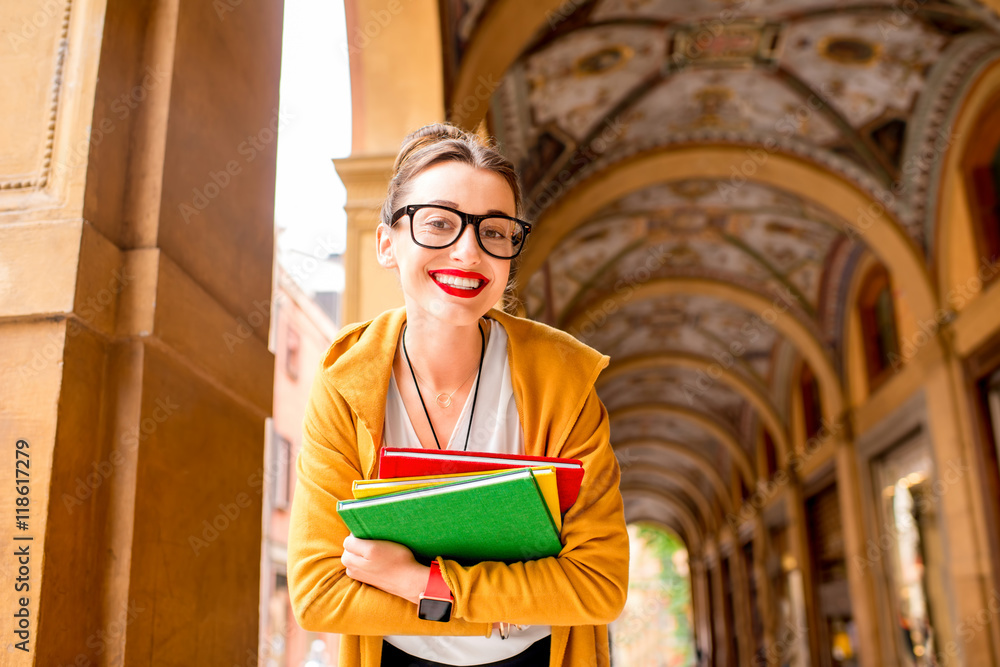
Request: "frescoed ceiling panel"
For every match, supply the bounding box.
[523,179,851,324]
[778,13,949,131]
[577,294,781,387]
[524,24,667,141]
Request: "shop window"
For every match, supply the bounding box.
[858,264,900,388]
[806,482,859,667]
[610,523,695,665]
[870,433,953,666]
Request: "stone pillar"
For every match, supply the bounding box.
[835,435,883,667]
[337,0,446,323]
[333,155,400,325]
[690,557,714,666]
[0,1,280,663]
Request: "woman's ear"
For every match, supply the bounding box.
[375,223,397,269]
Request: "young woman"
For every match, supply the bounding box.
[288,124,629,667]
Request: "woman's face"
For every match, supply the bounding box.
[377,161,516,328]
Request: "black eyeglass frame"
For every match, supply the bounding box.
[389,204,533,260]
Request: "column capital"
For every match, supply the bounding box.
[334,154,395,216]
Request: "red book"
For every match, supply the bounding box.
[377,447,584,514]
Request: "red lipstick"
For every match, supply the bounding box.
[429,269,489,299]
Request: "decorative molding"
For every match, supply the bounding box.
[527,130,896,231]
[0,0,73,192]
[332,154,394,213]
[902,32,1000,255]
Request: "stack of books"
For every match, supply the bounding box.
[336,448,585,563]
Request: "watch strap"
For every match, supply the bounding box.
[424,561,453,601]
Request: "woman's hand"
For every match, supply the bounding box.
[341,534,430,604]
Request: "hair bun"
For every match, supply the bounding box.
[394,123,481,172]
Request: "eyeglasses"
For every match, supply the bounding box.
[390,204,532,260]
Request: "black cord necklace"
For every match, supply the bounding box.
[401,320,486,451]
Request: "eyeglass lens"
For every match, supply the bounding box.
[410,206,525,258]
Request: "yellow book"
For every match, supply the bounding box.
[353,466,563,531]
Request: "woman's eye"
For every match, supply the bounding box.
[482,224,509,239]
[426,217,453,230]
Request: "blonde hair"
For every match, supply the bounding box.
[381,123,526,312]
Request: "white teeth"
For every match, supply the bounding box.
[433,274,483,289]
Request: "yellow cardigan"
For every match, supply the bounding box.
[288,307,629,666]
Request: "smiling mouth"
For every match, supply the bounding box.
[431,273,487,290]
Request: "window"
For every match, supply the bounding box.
[285,326,300,380]
[858,264,900,387]
[272,435,291,510]
[801,364,822,442]
[962,92,1000,272]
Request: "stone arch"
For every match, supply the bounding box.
[573,278,844,421]
[610,403,755,487]
[622,488,705,554]
[447,0,566,128]
[519,147,938,327]
[620,464,721,533]
[614,440,734,516]
[600,352,791,465]
[934,57,1000,312]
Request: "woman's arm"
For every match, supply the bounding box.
[437,387,630,626]
[287,370,492,637]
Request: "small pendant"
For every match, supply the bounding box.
[436,393,452,408]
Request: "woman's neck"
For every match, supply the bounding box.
[399,314,488,392]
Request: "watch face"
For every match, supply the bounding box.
[418,598,452,623]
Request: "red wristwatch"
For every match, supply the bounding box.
[418,561,453,622]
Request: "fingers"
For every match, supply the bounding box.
[343,534,373,559]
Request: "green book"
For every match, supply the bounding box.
[337,468,563,563]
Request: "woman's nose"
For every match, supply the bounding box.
[449,224,482,262]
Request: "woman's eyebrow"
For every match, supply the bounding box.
[428,199,514,217]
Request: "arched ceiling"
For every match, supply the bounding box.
[441,0,1000,546]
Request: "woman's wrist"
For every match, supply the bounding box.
[406,563,432,604]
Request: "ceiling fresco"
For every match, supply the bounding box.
[573,293,781,394]
[441,0,1000,543]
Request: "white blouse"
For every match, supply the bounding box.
[382,318,552,665]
